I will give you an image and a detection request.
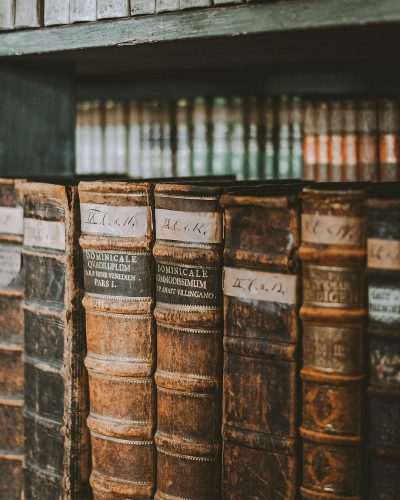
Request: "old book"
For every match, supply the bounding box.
[0,179,24,500]
[179,0,211,9]
[44,0,69,25]
[128,99,142,178]
[329,101,344,182]
[97,0,129,19]
[21,181,90,499]
[291,96,303,179]
[154,183,224,499]
[378,99,400,181]
[156,0,179,12]
[303,101,317,181]
[79,181,156,498]
[70,0,96,22]
[315,101,329,182]
[277,95,291,179]
[212,97,230,176]
[150,100,163,178]
[0,0,14,29]
[221,184,302,499]
[343,100,358,182]
[131,0,156,15]
[191,96,209,177]
[15,0,42,27]
[160,100,173,178]
[263,96,275,180]
[76,101,92,175]
[244,96,260,180]
[358,100,378,182]
[176,99,191,177]
[229,97,245,180]
[104,100,128,175]
[366,184,400,499]
[299,184,367,499]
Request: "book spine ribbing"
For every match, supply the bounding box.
[367,194,400,499]
[79,181,156,499]
[0,180,24,499]
[153,184,223,499]
[299,186,367,499]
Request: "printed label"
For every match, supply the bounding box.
[302,214,366,246]
[24,219,66,251]
[368,238,400,270]
[369,285,400,324]
[155,209,223,244]
[83,250,152,298]
[303,264,363,309]
[0,243,22,287]
[80,203,152,238]
[0,206,23,235]
[156,262,221,308]
[223,266,297,305]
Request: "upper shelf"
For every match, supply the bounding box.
[1,0,400,75]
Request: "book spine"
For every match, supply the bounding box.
[44,0,70,25]
[245,96,260,180]
[79,181,156,498]
[22,182,90,499]
[153,184,223,499]
[70,0,96,22]
[160,100,173,178]
[367,195,400,499]
[150,100,163,178]
[342,100,358,182]
[328,100,344,182]
[303,101,317,181]
[0,180,24,499]
[90,100,105,175]
[212,97,230,176]
[179,0,211,9]
[378,99,400,181]
[128,99,142,178]
[358,100,378,181]
[277,95,291,179]
[97,0,129,19]
[131,0,156,15]
[221,189,300,499]
[15,0,42,27]
[291,96,304,179]
[315,101,329,182]
[263,96,275,179]
[176,99,191,177]
[299,186,367,499]
[104,100,128,174]
[0,0,15,29]
[191,96,209,177]
[156,0,179,13]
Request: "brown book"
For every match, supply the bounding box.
[303,101,317,181]
[21,182,90,499]
[78,181,156,498]
[221,184,302,499]
[299,184,367,499]
[358,100,378,182]
[0,179,24,499]
[153,183,223,499]
[329,101,345,182]
[378,99,400,181]
[315,101,329,182]
[343,100,358,182]
[367,184,400,499]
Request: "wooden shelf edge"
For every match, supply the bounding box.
[0,0,399,58]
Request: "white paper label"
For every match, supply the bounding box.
[156,209,223,244]
[24,219,66,251]
[302,213,365,246]
[369,286,400,323]
[80,203,152,238]
[0,244,21,287]
[223,266,297,305]
[0,206,23,236]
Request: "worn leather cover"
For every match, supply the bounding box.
[79,181,156,499]
[21,182,90,499]
[299,185,367,499]
[0,179,24,499]
[367,188,400,499]
[220,185,301,500]
[153,183,223,500]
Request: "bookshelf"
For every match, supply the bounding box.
[1,0,400,176]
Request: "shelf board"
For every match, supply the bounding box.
[0,0,399,58]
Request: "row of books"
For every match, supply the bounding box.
[76,96,400,182]
[0,176,399,499]
[0,0,243,30]
[76,96,303,180]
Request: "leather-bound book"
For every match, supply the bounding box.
[221,184,303,499]
[329,101,344,182]
[358,100,378,182]
[378,99,400,181]
[303,101,317,181]
[366,184,400,499]
[0,179,24,499]
[21,182,90,499]
[343,101,358,182]
[299,184,367,499]
[316,101,329,182]
[78,181,156,499]
[153,183,224,499]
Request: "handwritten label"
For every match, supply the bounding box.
[24,219,66,251]
[83,250,152,298]
[302,214,365,246]
[80,203,152,238]
[155,209,223,244]
[156,262,221,308]
[0,243,21,287]
[223,267,297,305]
[0,206,23,235]
[368,238,400,270]
[369,285,400,324]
